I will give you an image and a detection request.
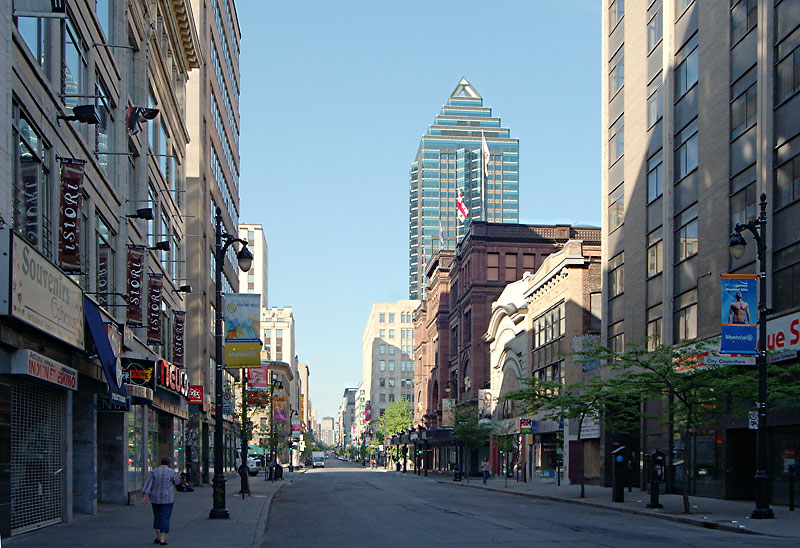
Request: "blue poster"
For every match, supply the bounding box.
[720,274,758,354]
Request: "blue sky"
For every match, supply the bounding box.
[237,1,601,421]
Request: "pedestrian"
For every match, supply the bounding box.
[142,456,181,545]
[481,457,490,484]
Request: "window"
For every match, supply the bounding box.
[648,227,663,278]
[609,0,624,30]
[676,0,694,18]
[389,360,395,372]
[17,16,49,69]
[675,34,698,99]
[63,17,87,112]
[608,321,624,353]
[533,302,566,348]
[648,73,664,128]
[647,150,664,202]
[379,313,385,322]
[379,378,385,387]
[647,305,663,351]
[675,205,698,262]
[96,216,115,307]
[730,177,756,231]
[379,394,385,403]
[389,329,395,339]
[388,378,395,387]
[609,115,624,165]
[275,329,283,361]
[774,243,800,312]
[731,68,757,140]
[776,27,800,104]
[609,46,624,97]
[674,292,697,342]
[389,346,395,355]
[776,153,800,209]
[379,345,386,354]
[96,78,112,173]
[731,0,757,45]
[608,183,624,231]
[379,329,385,338]
[389,394,395,403]
[389,313,395,323]
[487,252,499,281]
[263,329,271,359]
[675,119,698,181]
[504,253,517,282]
[12,105,52,255]
[648,0,663,51]
[379,360,386,371]
[608,252,624,298]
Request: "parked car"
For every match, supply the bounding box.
[247,456,262,476]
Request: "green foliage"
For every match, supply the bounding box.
[451,402,490,451]
[378,399,413,440]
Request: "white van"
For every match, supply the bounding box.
[312,451,325,468]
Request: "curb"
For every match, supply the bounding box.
[436,480,773,537]
[258,480,290,548]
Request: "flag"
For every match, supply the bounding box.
[439,222,445,250]
[456,189,468,223]
[481,131,490,180]
[125,106,159,136]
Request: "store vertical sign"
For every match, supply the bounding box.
[173,311,185,366]
[126,245,145,326]
[147,273,163,344]
[720,274,758,354]
[57,159,85,273]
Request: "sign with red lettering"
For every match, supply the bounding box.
[173,311,185,366]
[147,273,163,344]
[57,159,85,273]
[126,246,145,326]
[766,311,800,352]
[188,384,203,405]
[157,359,189,398]
[9,349,78,390]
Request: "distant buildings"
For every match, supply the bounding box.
[321,416,335,447]
[408,78,519,299]
[338,388,357,448]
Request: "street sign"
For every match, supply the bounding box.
[748,411,758,430]
[223,390,233,414]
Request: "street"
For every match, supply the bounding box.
[263,459,786,548]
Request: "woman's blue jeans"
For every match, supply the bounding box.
[152,502,174,533]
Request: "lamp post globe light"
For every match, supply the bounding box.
[728,193,773,520]
[210,207,253,520]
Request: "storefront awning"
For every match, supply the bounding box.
[84,297,127,406]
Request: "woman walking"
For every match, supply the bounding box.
[481,457,491,484]
[143,456,181,545]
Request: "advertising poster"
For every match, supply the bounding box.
[172,311,185,366]
[126,245,145,326]
[247,364,271,390]
[223,293,261,341]
[720,274,758,354]
[273,396,287,423]
[147,274,163,344]
[441,398,454,427]
[57,159,85,273]
[224,341,262,368]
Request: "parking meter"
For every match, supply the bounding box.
[647,449,665,508]
[611,446,626,502]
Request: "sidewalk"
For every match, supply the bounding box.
[383,466,800,538]
[4,470,296,548]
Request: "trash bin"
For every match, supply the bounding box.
[274,463,283,480]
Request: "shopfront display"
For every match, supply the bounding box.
[128,406,146,491]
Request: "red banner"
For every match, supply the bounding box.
[126,246,145,325]
[97,245,110,306]
[57,160,85,272]
[147,273,163,344]
[188,384,203,405]
[173,311,185,366]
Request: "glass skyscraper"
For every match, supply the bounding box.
[409,78,519,299]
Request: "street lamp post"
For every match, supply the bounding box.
[239,368,250,496]
[729,193,773,520]
[210,207,253,520]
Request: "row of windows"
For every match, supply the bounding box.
[210,91,238,187]
[210,147,238,227]
[209,40,240,164]
[532,302,566,349]
[210,0,240,99]
[378,378,413,388]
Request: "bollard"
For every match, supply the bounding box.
[790,464,796,512]
[611,446,626,502]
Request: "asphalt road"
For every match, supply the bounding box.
[262,459,783,548]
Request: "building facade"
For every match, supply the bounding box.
[337,387,356,449]
[0,0,200,536]
[184,0,242,485]
[361,300,420,437]
[601,0,800,501]
[237,223,268,304]
[321,416,335,447]
[409,77,519,299]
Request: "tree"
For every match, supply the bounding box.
[378,399,413,443]
[504,373,633,497]
[451,402,490,482]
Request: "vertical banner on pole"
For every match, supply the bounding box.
[147,273,164,344]
[57,159,86,272]
[173,311,185,366]
[721,274,758,354]
[126,245,145,325]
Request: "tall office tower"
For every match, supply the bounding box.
[338,388,357,447]
[185,0,242,484]
[601,1,800,501]
[238,223,268,306]
[409,78,519,299]
[361,301,420,436]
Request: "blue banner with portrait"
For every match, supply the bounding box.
[720,274,758,354]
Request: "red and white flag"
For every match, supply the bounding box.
[125,106,159,136]
[456,189,468,223]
